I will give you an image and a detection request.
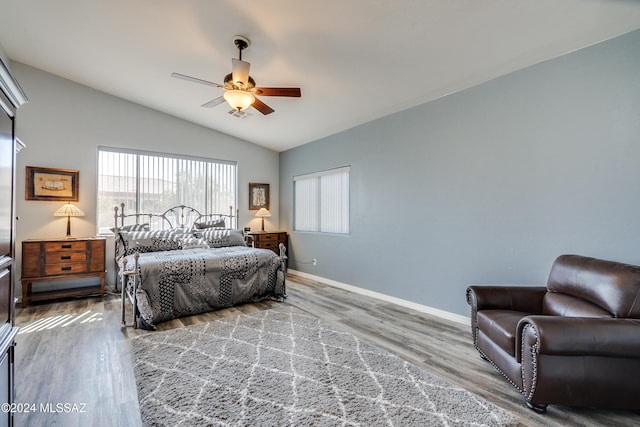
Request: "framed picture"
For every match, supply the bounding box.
[26,166,79,201]
[249,182,269,210]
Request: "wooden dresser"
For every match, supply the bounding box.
[247,231,287,255]
[21,237,106,307]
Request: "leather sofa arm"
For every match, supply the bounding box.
[466,285,547,313]
[517,316,640,359]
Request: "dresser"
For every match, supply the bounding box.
[247,231,287,255]
[20,237,106,307]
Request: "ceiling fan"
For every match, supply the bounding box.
[171,35,301,116]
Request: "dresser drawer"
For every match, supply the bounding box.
[44,241,87,252]
[45,252,87,264]
[259,242,277,250]
[44,262,88,276]
[257,234,277,243]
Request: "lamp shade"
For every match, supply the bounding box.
[255,208,271,232]
[54,203,84,237]
[223,90,255,111]
[54,203,84,217]
[254,208,271,218]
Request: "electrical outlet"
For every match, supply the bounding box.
[312,258,317,266]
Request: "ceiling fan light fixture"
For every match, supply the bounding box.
[223,90,255,111]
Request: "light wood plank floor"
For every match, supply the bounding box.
[14,273,640,426]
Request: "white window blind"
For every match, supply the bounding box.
[97,146,237,233]
[294,166,350,234]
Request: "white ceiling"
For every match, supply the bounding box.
[1,1,640,152]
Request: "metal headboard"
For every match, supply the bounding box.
[113,203,239,231]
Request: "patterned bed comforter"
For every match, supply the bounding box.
[121,246,286,329]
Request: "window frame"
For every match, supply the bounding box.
[293,166,350,235]
[96,145,238,234]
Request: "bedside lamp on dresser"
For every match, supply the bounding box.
[53,203,84,238]
[254,208,271,231]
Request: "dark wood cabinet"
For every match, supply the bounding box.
[0,52,27,427]
[247,231,287,255]
[20,237,106,307]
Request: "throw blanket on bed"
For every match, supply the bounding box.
[122,246,285,329]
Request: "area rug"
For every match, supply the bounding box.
[131,305,519,426]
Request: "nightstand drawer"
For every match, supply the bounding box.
[257,234,277,242]
[44,262,88,276]
[45,252,87,264]
[44,241,86,252]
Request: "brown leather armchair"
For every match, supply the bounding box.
[466,254,640,413]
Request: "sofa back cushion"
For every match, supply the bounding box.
[543,293,612,317]
[543,254,640,318]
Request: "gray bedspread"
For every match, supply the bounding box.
[121,246,285,329]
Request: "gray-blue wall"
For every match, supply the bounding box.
[279,29,640,317]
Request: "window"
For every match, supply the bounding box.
[97,146,237,233]
[294,166,350,234]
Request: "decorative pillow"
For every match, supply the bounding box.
[181,237,209,249]
[112,223,152,257]
[193,219,226,229]
[117,230,183,258]
[195,228,246,248]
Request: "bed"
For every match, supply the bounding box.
[113,204,287,330]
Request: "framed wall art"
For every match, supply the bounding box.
[26,166,79,201]
[249,182,270,210]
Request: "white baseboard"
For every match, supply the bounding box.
[287,269,470,326]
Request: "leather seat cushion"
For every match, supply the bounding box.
[477,309,530,356]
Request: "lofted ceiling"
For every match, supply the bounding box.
[1,1,640,152]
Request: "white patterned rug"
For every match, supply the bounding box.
[131,305,518,426]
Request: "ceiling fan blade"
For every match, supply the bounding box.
[201,96,226,108]
[252,97,275,115]
[171,72,223,88]
[254,87,301,97]
[231,59,251,87]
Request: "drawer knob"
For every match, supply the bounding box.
[61,256,71,260]
[61,244,72,249]
[61,267,72,271]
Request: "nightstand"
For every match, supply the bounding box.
[247,231,287,255]
[20,237,106,307]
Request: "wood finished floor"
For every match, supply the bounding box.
[14,273,640,427]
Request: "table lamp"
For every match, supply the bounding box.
[54,203,84,237]
[254,208,271,231]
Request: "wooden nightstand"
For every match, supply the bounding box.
[20,237,106,307]
[247,231,287,255]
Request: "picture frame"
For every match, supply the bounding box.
[249,182,269,210]
[26,166,79,201]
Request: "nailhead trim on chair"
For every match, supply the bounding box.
[521,323,539,402]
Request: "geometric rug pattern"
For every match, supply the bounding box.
[131,305,519,426]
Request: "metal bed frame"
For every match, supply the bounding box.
[113,203,287,328]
